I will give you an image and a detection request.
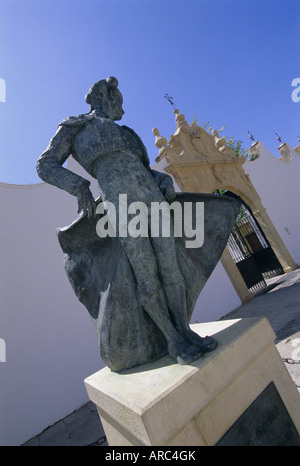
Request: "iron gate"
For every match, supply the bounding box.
[224,193,284,294]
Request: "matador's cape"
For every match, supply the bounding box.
[57,193,240,372]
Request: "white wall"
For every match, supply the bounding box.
[244,143,300,265]
[191,261,241,324]
[0,179,103,446]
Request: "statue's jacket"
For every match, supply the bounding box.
[36,111,169,196]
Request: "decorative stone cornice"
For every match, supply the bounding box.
[153,110,246,169]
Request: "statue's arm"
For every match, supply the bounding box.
[36,124,89,195]
[150,169,176,202]
[36,124,96,217]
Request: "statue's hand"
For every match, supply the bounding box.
[159,176,176,202]
[76,184,97,218]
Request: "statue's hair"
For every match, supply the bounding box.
[85,77,119,108]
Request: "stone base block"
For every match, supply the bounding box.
[84,317,300,446]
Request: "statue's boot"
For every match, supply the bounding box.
[164,282,218,353]
[140,288,204,364]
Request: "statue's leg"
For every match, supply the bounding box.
[150,236,217,353]
[139,288,204,364]
[164,281,217,353]
[118,235,203,364]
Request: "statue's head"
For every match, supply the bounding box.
[85,77,124,120]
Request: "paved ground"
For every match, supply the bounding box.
[23,269,300,446]
[222,269,300,393]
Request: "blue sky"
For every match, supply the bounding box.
[0,0,299,184]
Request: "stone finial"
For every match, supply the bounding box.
[212,129,226,150]
[174,109,189,131]
[278,143,292,163]
[152,128,167,149]
[294,145,300,156]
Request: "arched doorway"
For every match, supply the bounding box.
[222,191,284,294]
[153,109,297,302]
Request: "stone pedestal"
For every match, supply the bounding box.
[84,317,300,446]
